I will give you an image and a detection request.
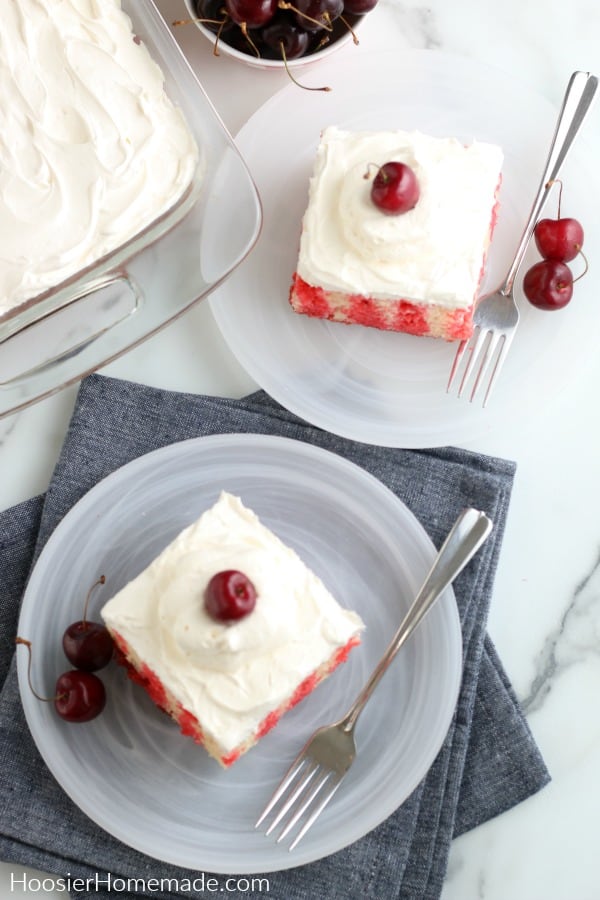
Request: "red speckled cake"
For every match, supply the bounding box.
[289,127,504,341]
[101,492,364,767]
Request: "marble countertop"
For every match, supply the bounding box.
[1,1,599,897]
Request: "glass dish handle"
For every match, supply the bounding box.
[0,274,141,390]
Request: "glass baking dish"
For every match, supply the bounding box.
[0,0,262,418]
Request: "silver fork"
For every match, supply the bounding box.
[447,70,598,407]
[255,507,493,850]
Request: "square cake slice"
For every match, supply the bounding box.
[101,491,364,767]
[289,127,504,341]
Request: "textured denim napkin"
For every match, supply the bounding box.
[0,374,549,900]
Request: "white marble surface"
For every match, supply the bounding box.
[1,0,600,897]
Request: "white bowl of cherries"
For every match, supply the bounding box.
[178,0,376,77]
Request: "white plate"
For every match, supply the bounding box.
[17,434,461,874]
[209,50,600,448]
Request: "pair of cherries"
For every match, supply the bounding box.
[17,577,113,723]
[523,180,586,310]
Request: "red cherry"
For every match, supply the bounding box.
[534,216,584,262]
[61,575,113,671]
[523,259,573,310]
[261,13,311,58]
[16,637,106,724]
[205,570,257,621]
[343,0,378,11]
[54,670,106,722]
[291,0,343,31]
[371,162,420,215]
[62,621,114,671]
[225,0,277,27]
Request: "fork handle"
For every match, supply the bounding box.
[339,508,493,733]
[501,70,598,295]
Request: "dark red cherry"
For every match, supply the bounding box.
[523,259,573,310]
[261,12,311,58]
[54,670,106,722]
[62,621,114,671]
[62,575,113,671]
[16,637,106,724]
[193,0,236,33]
[534,216,584,263]
[205,570,257,621]
[225,0,277,27]
[371,162,420,214]
[342,0,378,12]
[292,0,343,31]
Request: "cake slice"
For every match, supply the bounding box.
[289,126,504,341]
[101,491,364,767]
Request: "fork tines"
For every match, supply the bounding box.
[447,325,515,407]
[255,754,344,851]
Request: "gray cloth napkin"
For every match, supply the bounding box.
[0,374,549,900]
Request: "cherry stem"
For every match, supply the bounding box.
[278,0,334,31]
[82,575,106,626]
[173,16,202,25]
[573,248,589,283]
[279,41,331,91]
[172,15,225,26]
[239,22,261,58]
[14,637,65,703]
[546,178,564,219]
[339,13,360,44]
[211,17,230,55]
[314,32,330,50]
[363,162,384,181]
[172,15,230,54]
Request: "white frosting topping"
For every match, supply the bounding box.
[101,492,364,753]
[0,0,199,316]
[297,127,503,309]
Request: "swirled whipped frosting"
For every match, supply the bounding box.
[101,492,364,753]
[297,127,503,309]
[0,0,199,316]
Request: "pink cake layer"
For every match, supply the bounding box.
[289,274,475,340]
[112,630,360,767]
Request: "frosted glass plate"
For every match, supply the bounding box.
[209,49,600,448]
[17,434,461,873]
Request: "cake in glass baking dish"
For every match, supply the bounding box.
[0,0,199,318]
[289,126,504,341]
[101,492,364,767]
